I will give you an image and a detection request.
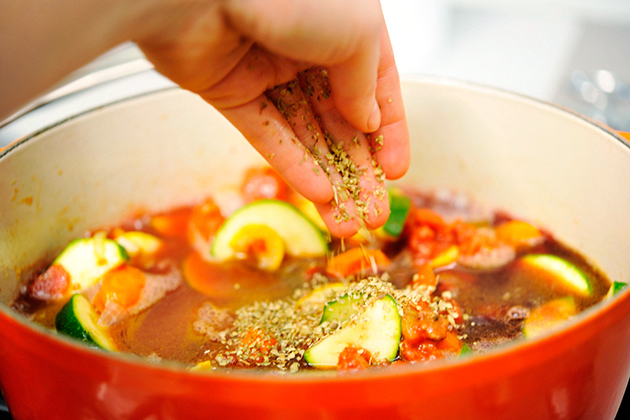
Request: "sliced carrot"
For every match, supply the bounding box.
[326,248,390,277]
[93,265,145,312]
[523,296,577,338]
[496,220,543,250]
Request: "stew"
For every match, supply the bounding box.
[11,166,620,372]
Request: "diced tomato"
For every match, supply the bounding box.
[241,167,288,202]
[435,331,463,354]
[150,207,192,239]
[399,340,444,362]
[412,263,438,288]
[337,345,372,371]
[93,265,146,312]
[407,208,458,264]
[238,327,278,364]
[28,264,70,301]
[326,248,390,278]
[187,198,225,243]
[401,302,449,344]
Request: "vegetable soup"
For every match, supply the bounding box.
[11,167,619,372]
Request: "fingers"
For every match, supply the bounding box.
[369,26,410,181]
[217,94,335,205]
[223,0,384,133]
[264,78,371,238]
[300,69,390,232]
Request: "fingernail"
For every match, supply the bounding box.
[367,100,381,132]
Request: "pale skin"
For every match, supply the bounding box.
[0,0,410,237]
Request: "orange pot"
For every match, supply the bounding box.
[1,78,630,419]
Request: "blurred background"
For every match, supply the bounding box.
[1,0,630,418]
[2,0,630,145]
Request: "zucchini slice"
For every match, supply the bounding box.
[606,281,628,299]
[115,231,162,258]
[54,237,129,290]
[55,294,116,350]
[304,295,401,368]
[53,237,129,290]
[211,199,328,261]
[320,293,363,324]
[520,254,592,296]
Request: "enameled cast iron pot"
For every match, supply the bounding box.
[1,78,630,420]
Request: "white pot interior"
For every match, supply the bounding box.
[1,78,630,307]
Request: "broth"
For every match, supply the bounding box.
[11,168,614,372]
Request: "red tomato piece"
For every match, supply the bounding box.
[28,264,70,301]
[241,167,288,202]
[337,345,372,371]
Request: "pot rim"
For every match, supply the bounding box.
[1,75,630,384]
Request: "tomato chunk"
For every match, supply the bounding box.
[28,264,70,301]
[337,345,372,371]
[241,167,288,202]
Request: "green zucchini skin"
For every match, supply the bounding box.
[54,237,129,290]
[305,294,401,368]
[211,199,328,261]
[55,294,116,351]
[521,254,592,296]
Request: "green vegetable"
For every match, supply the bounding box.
[115,231,162,257]
[606,281,628,299]
[54,237,129,290]
[211,199,328,261]
[459,343,472,357]
[304,295,401,368]
[520,254,591,296]
[382,187,411,237]
[55,294,116,350]
[320,293,363,324]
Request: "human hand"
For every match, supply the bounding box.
[137,0,410,237]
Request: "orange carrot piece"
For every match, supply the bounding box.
[93,265,145,312]
[495,220,542,250]
[326,248,390,277]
